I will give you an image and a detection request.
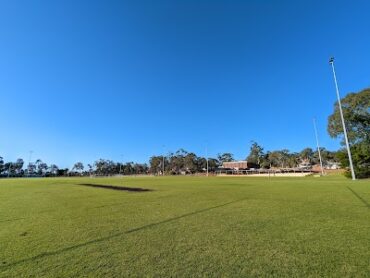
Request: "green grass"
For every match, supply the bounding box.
[0,176,369,277]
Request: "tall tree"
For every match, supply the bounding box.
[267,151,281,168]
[57,168,69,176]
[94,159,115,176]
[27,163,36,176]
[184,152,198,173]
[149,156,163,175]
[38,162,48,176]
[274,149,291,168]
[207,158,220,171]
[73,162,84,174]
[328,88,370,144]
[299,148,314,163]
[35,159,42,175]
[169,150,186,174]
[4,162,14,177]
[0,156,4,175]
[246,141,264,167]
[87,164,94,175]
[287,152,300,168]
[49,164,59,176]
[328,88,370,178]
[217,153,234,163]
[14,159,24,176]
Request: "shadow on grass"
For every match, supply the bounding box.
[0,218,25,223]
[347,187,370,209]
[77,183,152,192]
[0,197,248,269]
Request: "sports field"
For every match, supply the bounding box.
[0,176,369,277]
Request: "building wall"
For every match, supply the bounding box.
[223,161,249,169]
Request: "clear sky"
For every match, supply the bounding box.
[1,0,369,168]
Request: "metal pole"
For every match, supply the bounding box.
[329,57,356,180]
[313,118,324,176]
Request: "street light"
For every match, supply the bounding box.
[329,57,356,180]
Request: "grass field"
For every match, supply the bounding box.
[0,176,369,277]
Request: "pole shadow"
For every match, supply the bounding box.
[347,187,370,209]
[0,218,25,224]
[0,197,248,269]
[77,183,152,192]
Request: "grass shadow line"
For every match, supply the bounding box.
[0,218,25,224]
[0,197,248,270]
[347,187,370,209]
[125,197,248,233]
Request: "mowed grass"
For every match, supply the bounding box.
[0,176,369,277]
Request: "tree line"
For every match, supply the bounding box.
[0,158,150,177]
[1,88,368,178]
[0,146,340,178]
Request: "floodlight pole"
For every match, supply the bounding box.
[329,57,356,180]
[313,118,324,176]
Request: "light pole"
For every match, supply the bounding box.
[313,118,324,176]
[329,57,356,180]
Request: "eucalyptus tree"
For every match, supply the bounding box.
[207,158,220,171]
[197,157,207,172]
[328,88,370,178]
[94,159,115,176]
[73,162,84,174]
[183,152,198,173]
[27,163,36,176]
[0,156,4,175]
[38,162,48,176]
[49,164,59,176]
[246,141,264,167]
[87,164,94,175]
[280,149,292,168]
[133,163,148,175]
[4,162,13,177]
[287,152,300,168]
[328,88,370,144]
[168,151,185,174]
[149,156,164,175]
[14,159,24,176]
[267,151,282,168]
[299,148,314,163]
[35,159,42,169]
[217,153,234,164]
[123,162,134,175]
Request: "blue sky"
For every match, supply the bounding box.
[1,0,369,167]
